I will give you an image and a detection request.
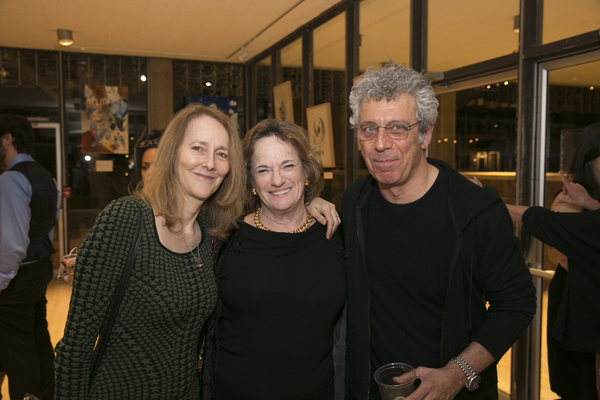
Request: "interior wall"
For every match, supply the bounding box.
[148,57,174,132]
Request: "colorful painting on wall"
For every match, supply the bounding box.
[273,81,294,123]
[306,102,335,168]
[81,85,129,154]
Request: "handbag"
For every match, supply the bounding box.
[87,204,144,394]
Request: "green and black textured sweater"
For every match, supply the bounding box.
[54,197,217,399]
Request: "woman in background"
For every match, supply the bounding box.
[545,122,600,400]
[473,121,600,399]
[139,128,163,181]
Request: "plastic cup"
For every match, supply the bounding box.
[373,362,416,400]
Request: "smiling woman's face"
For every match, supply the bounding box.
[175,115,230,207]
[250,135,306,216]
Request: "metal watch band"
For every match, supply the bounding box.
[450,356,480,391]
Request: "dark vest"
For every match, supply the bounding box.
[9,160,57,262]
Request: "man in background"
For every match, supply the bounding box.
[0,115,58,400]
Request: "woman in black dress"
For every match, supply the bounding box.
[545,122,600,400]
[203,119,346,400]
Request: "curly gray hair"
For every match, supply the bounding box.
[349,62,439,143]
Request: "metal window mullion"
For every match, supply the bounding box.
[35,51,39,87]
[344,0,359,187]
[17,49,21,86]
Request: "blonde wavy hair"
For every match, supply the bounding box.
[140,104,245,241]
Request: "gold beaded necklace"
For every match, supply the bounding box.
[254,207,313,233]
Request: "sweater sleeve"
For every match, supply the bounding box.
[471,201,537,360]
[54,198,141,399]
[522,206,600,268]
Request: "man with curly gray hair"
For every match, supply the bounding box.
[340,63,536,400]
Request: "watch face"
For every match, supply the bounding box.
[467,375,481,391]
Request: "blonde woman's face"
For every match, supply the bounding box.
[175,116,231,206]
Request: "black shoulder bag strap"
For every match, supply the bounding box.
[87,204,145,393]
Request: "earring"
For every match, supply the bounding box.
[252,188,257,196]
[305,180,309,187]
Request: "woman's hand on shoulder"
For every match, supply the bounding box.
[307,197,340,240]
[556,172,600,211]
[551,190,583,213]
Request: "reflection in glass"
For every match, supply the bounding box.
[539,58,600,400]
[313,12,346,208]
[255,56,272,122]
[430,80,518,204]
[281,38,302,126]
[62,53,148,250]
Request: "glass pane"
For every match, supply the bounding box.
[433,76,520,397]
[432,78,518,204]
[32,127,61,269]
[0,48,59,119]
[428,0,520,72]
[173,60,245,132]
[255,56,272,122]
[541,58,600,400]
[280,37,302,126]
[359,0,411,71]
[313,12,346,209]
[63,53,147,250]
[543,0,600,44]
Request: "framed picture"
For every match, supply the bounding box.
[306,102,335,168]
[273,81,294,122]
[81,85,129,154]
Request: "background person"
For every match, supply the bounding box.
[505,192,600,400]
[341,63,536,400]
[139,128,163,181]
[0,115,59,400]
[543,123,600,400]
[54,104,246,399]
[472,121,600,399]
[203,119,346,400]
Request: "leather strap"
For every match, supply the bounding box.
[88,204,144,393]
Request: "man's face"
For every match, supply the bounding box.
[358,95,432,190]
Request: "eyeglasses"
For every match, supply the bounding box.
[140,138,160,148]
[354,121,420,141]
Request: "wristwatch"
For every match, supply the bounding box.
[451,356,481,391]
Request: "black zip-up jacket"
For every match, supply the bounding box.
[340,158,536,400]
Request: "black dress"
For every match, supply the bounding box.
[213,222,346,400]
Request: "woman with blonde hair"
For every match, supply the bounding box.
[54,103,245,399]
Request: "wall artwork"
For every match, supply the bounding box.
[306,102,335,168]
[81,85,129,154]
[187,95,239,127]
[273,81,294,123]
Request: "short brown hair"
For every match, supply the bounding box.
[242,119,323,211]
[140,104,245,241]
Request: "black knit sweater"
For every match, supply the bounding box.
[54,197,217,399]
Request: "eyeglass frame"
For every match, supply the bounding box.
[353,120,421,141]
